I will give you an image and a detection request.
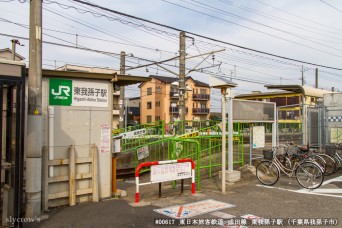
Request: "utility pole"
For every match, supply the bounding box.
[315,68,318,88]
[301,66,304,86]
[11,39,17,60]
[26,0,43,218]
[178,31,186,135]
[125,98,128,129]
[119,51,125,129]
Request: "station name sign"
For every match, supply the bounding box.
[49,78,109,107]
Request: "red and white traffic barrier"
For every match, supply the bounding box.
[135,158,195,203]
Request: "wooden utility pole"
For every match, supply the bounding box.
[26,0,43,217]
[119,51,125,128]
[178,31,186,134]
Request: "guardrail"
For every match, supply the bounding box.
[135,158,195,203]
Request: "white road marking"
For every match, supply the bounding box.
[256,175,342,199]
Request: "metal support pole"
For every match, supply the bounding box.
[318,105,322,152]
[178,31,186,135]
[112,156,117,194]
[125,99,128,129]
[272,103,277,148]
[159,183,162,197]
[315,68,318,89]
[26,0,43,218]
[249,127,253,166]
[119,51,125,129]
[302,96,307,145]
[301,65,304,86]
[181,179,184,194]
[221,88,227,193]
[227,92,233,172]
[276,107,279,146]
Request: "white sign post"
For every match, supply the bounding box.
[252,126,265,148]
[250,126,265,166]
[151,162,192,183]
[135,159,195,203]
[137,146,149,160]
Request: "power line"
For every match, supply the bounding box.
[253,0,342,32]
[0,16,176,54]
[217,0,342,37]
[161,0,342,57]
[68,0,342,71]
[42,4,176,58]
[181,0,342,49]
[320,0,342,13]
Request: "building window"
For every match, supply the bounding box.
[287,96,299,105]
[311,97,315,103]
[270,97,286,107]
[147,87,152,95]
[147,101,152,109]
[147,115,152,123]
[156,101,161,107]
[156,116,160,121]
[156,86,161,93]
[200,89,206,94]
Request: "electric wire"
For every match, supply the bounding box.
[67,0,342,70]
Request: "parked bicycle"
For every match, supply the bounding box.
[256,146,324,189]
[280,142,336,176]
[294,145,336,175]
[326,144,342,172]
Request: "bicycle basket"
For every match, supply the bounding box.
[324,144,335,157]
[275,146,285,155]
[263,150,274,160]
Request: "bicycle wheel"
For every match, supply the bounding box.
[318,154,337,175]
[256,161,280,186]
[334,155,341,171]
[308,155,326,174]
[296,162,324,189]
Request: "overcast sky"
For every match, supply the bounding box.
[1,0,342,111]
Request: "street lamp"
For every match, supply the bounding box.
[209,75,237,194]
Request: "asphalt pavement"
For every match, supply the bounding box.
[23,166,342,228]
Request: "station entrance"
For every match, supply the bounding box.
[0,60,26,227]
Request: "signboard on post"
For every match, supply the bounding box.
[151,162,192,183]
[137,145,149,160]
[49,78,109,107]
[120,128,146,139]
[252,126,265,148]
[100,123,110,153]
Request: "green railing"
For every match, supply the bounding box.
[115,120,245,190]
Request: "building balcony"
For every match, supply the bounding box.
[192,94,210,100]
[169,107,188,113]
[170,91,179,99]
[192,108,209,115]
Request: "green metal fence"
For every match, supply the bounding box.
[132,123,244,190]
[116,120,245,190]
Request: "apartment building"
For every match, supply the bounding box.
[139,75,210,124]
